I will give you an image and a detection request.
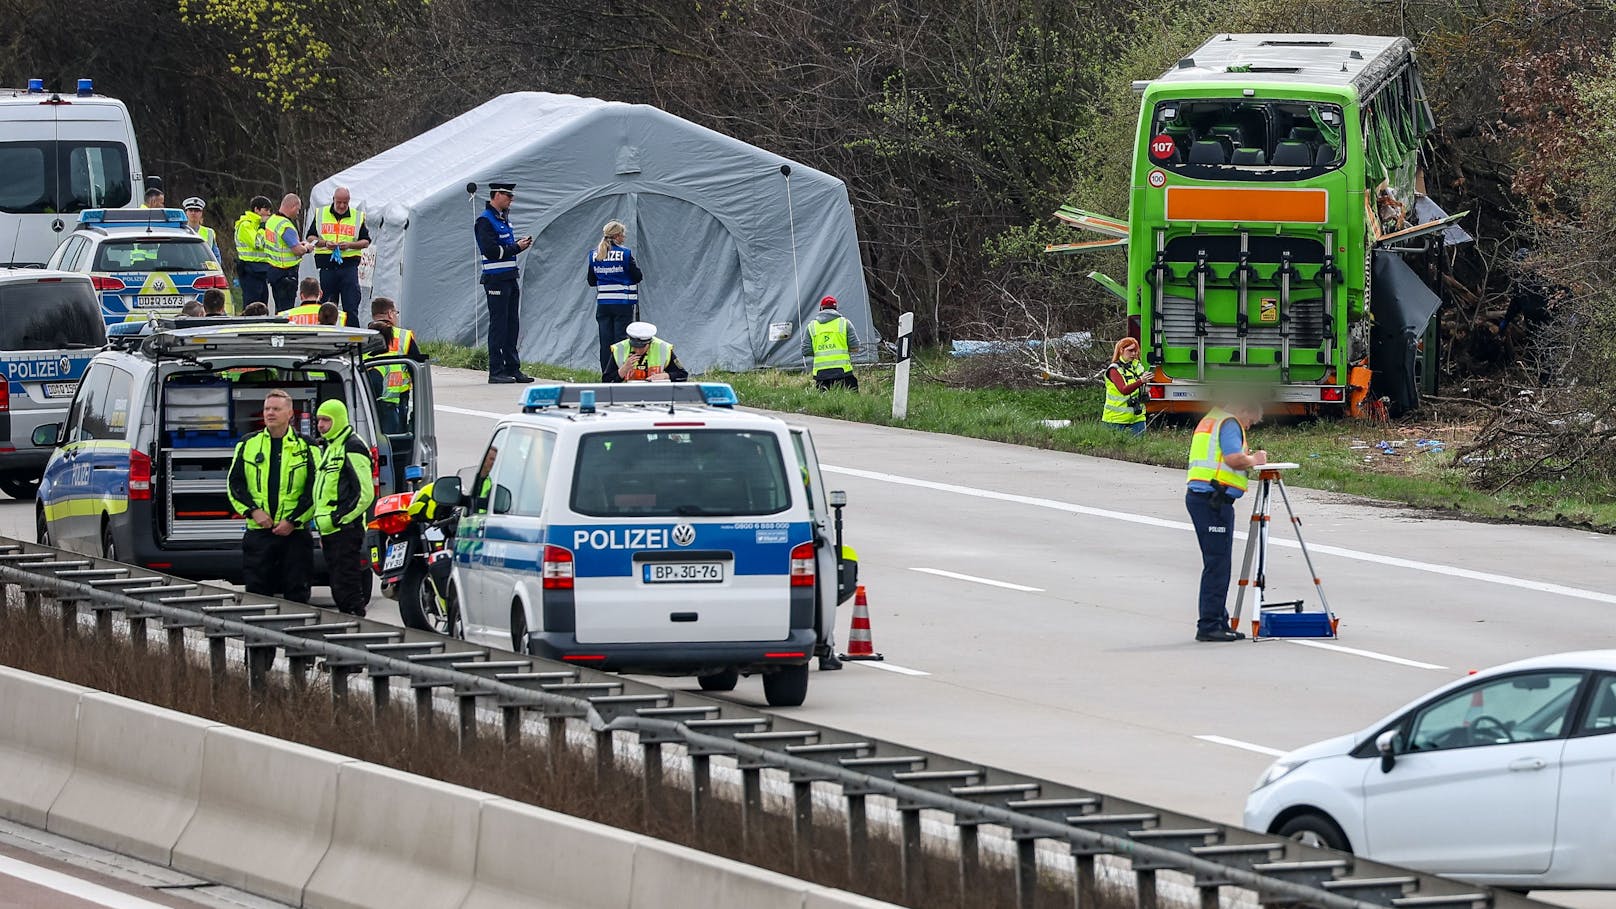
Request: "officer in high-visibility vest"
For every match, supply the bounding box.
[283,277,345,325]
[234,195,274,310]
[182,197,220,262]
[264,193,313,315]
[226,388,316,603]
[312,399,376,617]
[801,295,862,390]
[473,182,533,385]
[365,302,426,434]
[1102,337,1148,435]
[306,186,370,327]
[1185,400,1267,642]
[605,321,689,383]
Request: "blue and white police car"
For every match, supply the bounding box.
[434,383,857,707]
[46,208,227,324]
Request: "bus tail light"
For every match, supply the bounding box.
[542,545,574,589]
[790,542,816,587]
[1147,385,1165,400]
[1320,387,1345,403]
[129,450,152,500]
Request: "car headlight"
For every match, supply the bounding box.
[1253,757,1308,791]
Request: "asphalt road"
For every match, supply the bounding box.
[3,365,1613,906]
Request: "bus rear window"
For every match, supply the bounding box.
[0,280,106,350]
[571,429,791,517]
[1148,100,1344,179]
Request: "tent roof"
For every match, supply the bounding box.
[320,92,847,214]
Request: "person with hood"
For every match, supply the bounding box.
[801,295,861,390]
[312,399,375,616]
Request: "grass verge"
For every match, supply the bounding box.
[420,341,1616,531]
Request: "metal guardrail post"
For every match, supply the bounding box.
[0,538,1563,909]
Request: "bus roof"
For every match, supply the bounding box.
[1153,34,1413,95]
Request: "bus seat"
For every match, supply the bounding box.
[1231,147,1266,166]
[1187,141,1228,165]
[1272,141,1313,166]
[1314,144,1338,165]
[1209,124,1246,146]
[1289,126,1322,146]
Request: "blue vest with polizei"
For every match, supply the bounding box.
[479,208,518,279]
[589,244,637,304]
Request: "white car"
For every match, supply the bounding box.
[1245,651,1616,889]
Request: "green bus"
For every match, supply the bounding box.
[1053,34,1467,416]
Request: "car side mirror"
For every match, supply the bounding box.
[430,476,463,507]
[493,485,512,515]
[1376,729,1399,773]
[31,423,61,447]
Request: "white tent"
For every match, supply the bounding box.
[310,92,873,373]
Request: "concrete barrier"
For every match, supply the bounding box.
[0,666,85,827]
[806,888,905,908]
[629,838,820,909]
[303,762,490,909]
[46,692,216,865]
[458,798,639,909]
[172,726,349,906]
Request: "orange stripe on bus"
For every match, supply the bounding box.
[1165,187,1329,224]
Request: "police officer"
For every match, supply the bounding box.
[587,220,643,377]
[605,321,689,383]
[365,312,427,434]
[1185,399,1266,642]
[264,193,314,315]
[369,296,424,358]
[306,186,370,327]
[234,196,274,310]
[226,389,315,603]
[801,295,861,390]
[474,182,533,385]
[182,197,220,262]
[143,187,165,209]
[1102,337,1148,435]
[284,278,335,325]
[312,399,376,616]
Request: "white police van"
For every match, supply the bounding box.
[436,383,856,707]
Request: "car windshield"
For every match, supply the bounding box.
[571,428,792,517]
[1149,99,1345,179]
[0,280,106,350]
[92,239,213,273]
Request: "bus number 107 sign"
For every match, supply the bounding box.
[1149,135,1177,161]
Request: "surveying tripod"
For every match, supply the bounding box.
[1229,464,1338,640]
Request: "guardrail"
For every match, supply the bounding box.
[0,536,1554,909]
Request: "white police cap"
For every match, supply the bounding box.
[626,321,656,341]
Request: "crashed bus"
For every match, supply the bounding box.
[1052,34,1469,416]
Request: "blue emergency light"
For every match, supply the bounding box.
[404,465,423,482]
[78,208,188,226]
[520,385,565,411]
[76,78,93,97]
[579,390,596,414]
[697,383,738,408]
[26,78,43,93]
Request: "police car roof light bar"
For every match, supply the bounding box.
[520,383,737,412]
[78,208,188,227]
[520,385,566,412]
[26,78,44,93]
[76,78,93,97]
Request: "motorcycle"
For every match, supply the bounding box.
[365,465,462,636]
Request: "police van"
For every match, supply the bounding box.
[0,78,146,268]
[33,319,433,581]
[433,383,856,707]
[0,269,106,499]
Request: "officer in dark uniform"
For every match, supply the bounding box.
[473,183,534,385]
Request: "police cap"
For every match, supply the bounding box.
[626,321,656,342]
[488,182,516,198]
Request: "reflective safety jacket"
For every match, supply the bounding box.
[1185,408,1249,493]
[312,400,376,534]
[588,244,640,304]
[475,205,520,283]
[807,317,853,376]
[234,211,269,264]
[195,224,219,262]
[315,205,365,267]
[263,213,300,269]
[610,338,672,380]
[227,429,315,529]
[366,328,417,402]
[1102,359,1147,425]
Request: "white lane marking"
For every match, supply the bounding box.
[1283,639,1447,671]
[821,464,1616,607]
[436,404,503,419]
[0,853,178,909]
[853,661,930,676]
[909,567,1043,592]
[1195,734,1287,757]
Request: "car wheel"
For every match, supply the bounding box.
[0,475,39,500]
[1276,813,1351,852]
[35,504,50,547]
[761,664,809,707]
[100,519,117,562]
[396,561,431,631]
[698,669,740,692]
[443,577,465,640]
[510,604,529,655]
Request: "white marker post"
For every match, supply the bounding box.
[892,311,914,421]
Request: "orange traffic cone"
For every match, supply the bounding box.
[839,585,884,661]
